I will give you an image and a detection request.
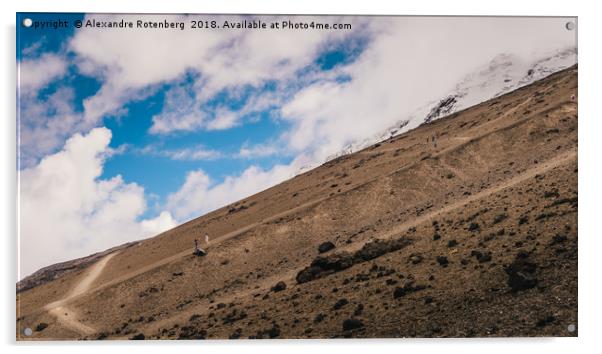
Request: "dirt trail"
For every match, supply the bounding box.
[365,149,576,249]
[43,252,118,336]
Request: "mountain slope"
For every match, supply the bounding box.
[17,65,577,340]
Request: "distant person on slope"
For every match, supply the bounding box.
[205,234,210,245]
[193,239,206,256]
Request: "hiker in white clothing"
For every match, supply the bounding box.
[193,238,206,256]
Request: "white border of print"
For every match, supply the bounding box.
[2,1,599,354]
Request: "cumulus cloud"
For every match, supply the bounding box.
[18,53,67,92]
[137,144,223,161]
[166,163,298,221]
[19,128,176,278]
[17,53,84,166]
[237,142,280,159]
[206,109,240,131]
[18,86,94,168]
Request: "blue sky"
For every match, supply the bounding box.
[17,13,576,276]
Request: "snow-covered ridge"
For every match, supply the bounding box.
[322,47,577,164]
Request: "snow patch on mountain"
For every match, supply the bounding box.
[322,47,576,164]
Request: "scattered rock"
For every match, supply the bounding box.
[333,298,349,310]
[468,222,480,232]
[229,328,242,339]
[130,333,145,340]
[35,323,48,332]
[393,282,426,299]
[471,250,492,263]
[493,213,509,224]
[549,234,568,246]
[271,281,287,292]
[505,253,538,292]
[318,241,336,253]
[536,315,556,328]
[267,325,280,338]
[296,237,412,283]
[314,313,326,323]
[342,318,364,331]
[436,256,449,267]
[447,240,458,247]
[409,254,423,264]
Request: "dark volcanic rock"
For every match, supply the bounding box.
[314,313,326,323]
[342,318,364,331]
[130,333,145,340]
[296,252,355,283]
[318,241,336,253]
[35,323,48,332]
[355,238,411,261]
[493,213,509,224]
[229,329,242,339]
[393,282,427,299]
[536,315,556,328]
[251,324,281,339]
[436,256,449,266]
[549,233,568,246]
[296,237,412,283]
[271,281,287,292]
[468,222,480,232]
[178,326,207,340]
[505,253,538,292]
[267,325,281,338]
[471,250,492,263]
[333,298,349,310]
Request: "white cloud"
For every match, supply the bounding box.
[18,87,87,168]
[18,53,67,92]
[141,211,178,235]
[237,142,280,159]
[166,163,297,221]
[206,109,239,131]
[137,144,222,161]
[19,127,176,278]
[17,53,82,166]
[167,148,222,161]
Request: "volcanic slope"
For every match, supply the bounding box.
[17,65,578,340]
